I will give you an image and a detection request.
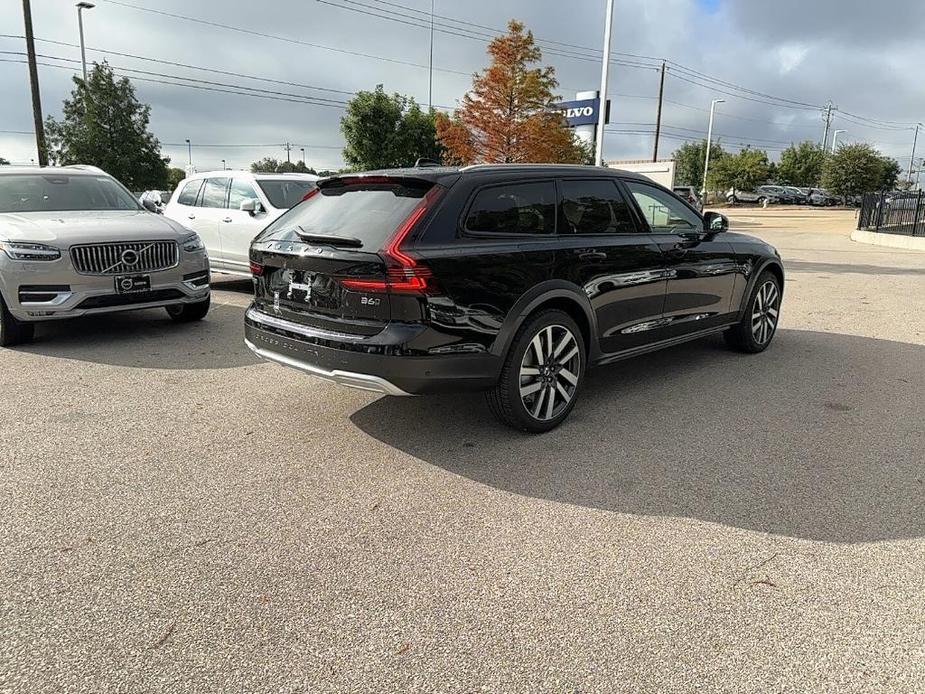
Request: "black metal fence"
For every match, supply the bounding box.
[858,191,925,236]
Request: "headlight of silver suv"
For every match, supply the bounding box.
[181,232,205,252]
[0,241,61,261]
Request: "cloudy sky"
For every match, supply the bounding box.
[1,0,923,172]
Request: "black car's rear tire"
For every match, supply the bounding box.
[724,270,781,353]
[487,309,586,433]
[0,295,35,347]
[166,296,210,323]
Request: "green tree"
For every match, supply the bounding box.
[250,157,318,174]
[708,147,771,192]
[166,167,186,189]
[44,62,168,189]
[777,141,827,186]
[878,156,901,189]
[0,156,9,165]
[250,157,282,173]
[672,140,727,191]
[341,85,442,170]
[821,143,896,197]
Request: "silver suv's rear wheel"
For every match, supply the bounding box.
[487,309,586,433]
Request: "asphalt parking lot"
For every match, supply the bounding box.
[2,207,925,693]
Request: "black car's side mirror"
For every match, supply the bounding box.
[703,211,728,233]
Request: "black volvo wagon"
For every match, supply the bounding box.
[245,164,783,432]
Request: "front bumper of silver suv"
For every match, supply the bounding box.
[0,241,210,322]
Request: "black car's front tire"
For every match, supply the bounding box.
[0,295,35,347]
[487,309,586,433]
[724,270,781,353]
[166,296,210,323]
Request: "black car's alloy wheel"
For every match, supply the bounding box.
[724,270,781,353]
[518,323,582,422]
[488,309,585,432]
[751,279,780,346]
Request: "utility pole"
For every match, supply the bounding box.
[594,0,615,167]
[427,0,434,111]
[22,0,48,166]
[283,142,292,164]
[908,123,919,183]
[652,61,666,162]
[821,101,834,148]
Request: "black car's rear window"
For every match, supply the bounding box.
[257,178,433,248]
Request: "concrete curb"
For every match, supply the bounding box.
[850,229,925,251]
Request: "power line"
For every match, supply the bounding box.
[93,0,474,77]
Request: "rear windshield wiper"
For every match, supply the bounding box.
[293,227,363,248]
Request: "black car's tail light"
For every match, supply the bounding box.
[340,186,444,294]
[249,260,264,276]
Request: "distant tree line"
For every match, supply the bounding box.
[673,139,901,199]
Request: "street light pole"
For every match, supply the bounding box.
[831,129,846,153]
[76,2,95,82]
[300,147,305,167]
[185,139,191,171]
[701,98,724,200]
[908,123,919,183]
[221,159,226,171]
[594,0,615,167]
[427,0,434,111]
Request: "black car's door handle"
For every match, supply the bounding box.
[576,250,608,260]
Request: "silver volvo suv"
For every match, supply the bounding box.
[0,166,210,346]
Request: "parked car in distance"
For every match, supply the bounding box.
[0,166,211,346]
[782,186,808,204]
[726,186,777,205]
[806,188,837,206]
[672,185,703,211]
[164,171,319,277]
[139,189,169,213]
[245,164,784,432]
[757,185,800,204]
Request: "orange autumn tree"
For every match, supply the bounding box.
[436,20,589,165]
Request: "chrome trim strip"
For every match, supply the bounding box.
[245,306,375,344]
[244,338,411,397]
[20,292,74,307]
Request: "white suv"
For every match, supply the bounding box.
[164,171,318,277]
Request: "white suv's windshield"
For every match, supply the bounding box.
[0,174,141,213]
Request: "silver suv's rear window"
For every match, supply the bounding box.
[0,174,140,213]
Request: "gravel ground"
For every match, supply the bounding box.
[2,208,924,693]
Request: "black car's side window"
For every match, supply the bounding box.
[560,179,636,234]
[177,179,204,206]
[465,182,557,235]
[624,180,701,232]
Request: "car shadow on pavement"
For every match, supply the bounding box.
[351,329,925,543]
[16,302,259,370]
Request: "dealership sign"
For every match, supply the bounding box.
[551,98,609,127]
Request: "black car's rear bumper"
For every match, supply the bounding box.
[244,305,501,395]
